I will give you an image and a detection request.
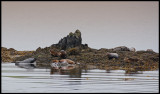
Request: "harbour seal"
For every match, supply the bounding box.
[106,52,119,60]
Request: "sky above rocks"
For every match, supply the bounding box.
[2,1,159,52]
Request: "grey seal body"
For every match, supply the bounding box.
[15,58,36,69]
[19,58,36,63]
[106,53,119,60]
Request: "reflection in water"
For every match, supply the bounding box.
[15,62,36,69]
[105,69,111,73]
[2,63,159,93]
[50,64,82,86]
[82,64,98,73]
[125,69,143,76]
[50,64,82,78]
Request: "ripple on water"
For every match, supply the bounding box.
[2,63,159,93]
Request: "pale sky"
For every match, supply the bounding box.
[2,1,159,52]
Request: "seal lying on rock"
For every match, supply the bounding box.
[50,50,60,57]
[51,59,76,67]
[52,60,59,63]
[146,49,154,52]
[59,50,67,59]
[15,58,36,63]
[113,46,130,51]
[15,58,36,69]
[129,47,136,52]
[50,50,67,59]
[106,52,119,60]
[59,59,76,64]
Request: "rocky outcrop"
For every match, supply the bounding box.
[55,29,82,50]
[12,30,159,71]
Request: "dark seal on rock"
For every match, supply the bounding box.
[59,50,67,59]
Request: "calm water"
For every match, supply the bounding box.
[2,63,159,93]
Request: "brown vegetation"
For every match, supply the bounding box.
[1,47,34,62]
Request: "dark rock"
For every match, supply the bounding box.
[56,29,82,50]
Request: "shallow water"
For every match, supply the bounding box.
[2,63,159,93]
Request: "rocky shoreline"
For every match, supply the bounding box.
[3,30,159,71]
[1,47,34,62]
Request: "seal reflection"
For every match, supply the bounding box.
[50,64,82,78]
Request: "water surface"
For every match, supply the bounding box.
[2,63,159,93]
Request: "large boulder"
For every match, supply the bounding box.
[56,29,82,50]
